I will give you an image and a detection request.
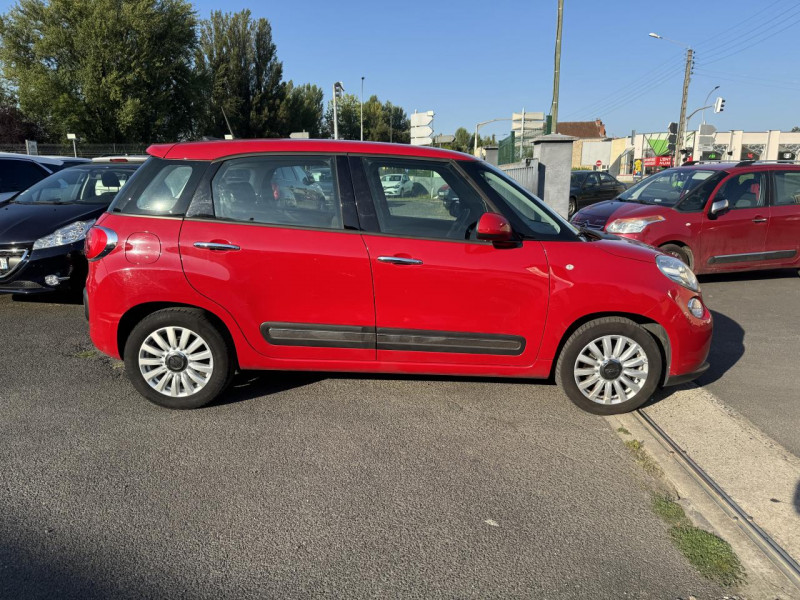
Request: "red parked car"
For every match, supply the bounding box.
[84,140,712,414]
[571,161,800,274]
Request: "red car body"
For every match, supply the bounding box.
[85,140,712,413]
[571,162,800,274]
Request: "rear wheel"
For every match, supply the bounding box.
[556,317,663,415]
[660,243,692,268]
[568,197,577,218]
[123,308,235,409]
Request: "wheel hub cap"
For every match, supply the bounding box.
[166,352,188,372]
[600,359,623,380]
[573,334,649,405]
[138,326,214,398]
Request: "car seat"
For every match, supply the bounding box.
[732,179,760,209]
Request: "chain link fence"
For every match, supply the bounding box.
[0,143,149,158]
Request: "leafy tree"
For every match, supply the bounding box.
[195,10,285,138]
[792,126,800,133]
[323,93,409,142]
[278,81,324,138]
[0,0,199,142]
[0,85,43,143]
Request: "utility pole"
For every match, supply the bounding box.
[550,0,564,134]
[332,81,344,140]
[675,48,693,166]
[360,76,365,141]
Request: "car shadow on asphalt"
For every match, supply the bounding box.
[10,291,83,305]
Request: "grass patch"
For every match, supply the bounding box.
[624,439,663,478]
[652,494,745,588]
[670,526,745,587]
[617,426,631,435]
[74,350,97,359]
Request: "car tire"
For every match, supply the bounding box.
[123,308,235,409]
[659,244,692,268]
[568,197,577,218]
[555,317,663,415]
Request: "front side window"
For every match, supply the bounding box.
[772,171,800,206]
[211,156,342,229]
[619,168,716,207]
[362,158,489,241]
[12,166,137,205]
[716,172,765,210]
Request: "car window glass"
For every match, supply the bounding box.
[0,159,47,193]
[619,169,715,207]
[476,169,563,236]
[584,173,599,187]
[211,156,341,229]
[673,171,726,213]
[772,171,800,206]
[362,158,490,241]
[717,172,765,209]
[599,173,615,184]
[12,167,135,204]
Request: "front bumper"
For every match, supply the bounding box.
[664,361,710,386]
[0,242,87,294]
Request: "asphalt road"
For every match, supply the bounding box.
[697,268,800,457]
[0,294,723,599]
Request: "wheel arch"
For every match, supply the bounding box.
[117,302,238,367]
[658,240,695,269]
[549,311,671,386]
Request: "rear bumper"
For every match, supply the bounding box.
[664,362,710,386]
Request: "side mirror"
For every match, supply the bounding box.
[476,212,513,244]
[709,198,729,218]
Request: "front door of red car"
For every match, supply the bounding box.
[352,156,549,368]
[179,154,376,362]
[764,170,800,265]
[698,171,769,271]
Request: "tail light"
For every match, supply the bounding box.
[272,182,279,201]
[85,226,118,261]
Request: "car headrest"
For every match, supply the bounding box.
[101,171,121,188]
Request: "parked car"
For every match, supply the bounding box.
[0,160,143,294]
[570,161,800,275]
[0,153,90,204]
[84,139,712,414]
[380,173,413,197]
[569,170,627,217]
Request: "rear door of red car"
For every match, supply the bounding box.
[764,169,800,265]
[179,154,376,362]
[350,155,549,368]
[698,171,770,271]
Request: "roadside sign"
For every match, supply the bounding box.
[289,131,310,139]
[434,134,455,144]
[410,111,434,127]
[25,140,38,156]
[513,111,545,121]
[595,160,602,167]
[411,110,435,146]
[410,137,434,146]
[411,125,433,138]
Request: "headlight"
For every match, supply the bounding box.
[607,215,665,234]
[656,254,699,292]
[33,219,96,250]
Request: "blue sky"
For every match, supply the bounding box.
[3,0,800,139]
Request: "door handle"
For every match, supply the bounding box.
[377,256,423,265]
[194,242,241,251]
[752,217,767,224]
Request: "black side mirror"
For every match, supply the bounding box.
[709,198,729,219]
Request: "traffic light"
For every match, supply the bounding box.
[667,122,678,134]
[334,81,344,99]
[713,97,725,113]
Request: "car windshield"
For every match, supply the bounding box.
[618,168,716,206]
[12,165,138,205]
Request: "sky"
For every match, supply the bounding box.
[3,0,800,140]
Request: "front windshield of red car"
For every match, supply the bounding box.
[618,169,716,206]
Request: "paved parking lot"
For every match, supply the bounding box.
[698,268,800,457]
[0,294,723,599]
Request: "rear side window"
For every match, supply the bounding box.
[110,157,205,216]
[773,171,800,206]
[0,159,48,193]
[210,156,342,230]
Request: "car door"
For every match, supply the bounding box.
[579,172,602,208]
[698,171,770,271]
[351,155,549,368]
[179,154,376,362]
[599,172,621,200]
[765,169,800,265]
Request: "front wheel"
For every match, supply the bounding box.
[555,317,663,415]
[568,197,577,218]
[123,308,235,409]
[659,243,692,268]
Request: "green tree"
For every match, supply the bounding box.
[0,0,199,142]
[195,10,285,139]
[324,93,409,142]
[792,126,800,133]
[278,81,324,138]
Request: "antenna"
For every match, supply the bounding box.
[221,106,235,139]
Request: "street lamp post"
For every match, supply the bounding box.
[474,118,512,156]
[360,76,365,141]
[649,33,693,167]
[332,81,344,140]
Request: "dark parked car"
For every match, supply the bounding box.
[0,161,142,294]
[569,170,627,217]
[0,153,90,204]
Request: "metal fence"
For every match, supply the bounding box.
[0,143,149,158]
[500,159,540,196]
[498,132,516,165]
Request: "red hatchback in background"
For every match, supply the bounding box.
[571,161,800,274]
[85,140,712,414]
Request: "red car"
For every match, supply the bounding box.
[571,161,800,274]
[84,140,712,414]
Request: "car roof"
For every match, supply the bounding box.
[147,139,478,162]
[0,152,86,166]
